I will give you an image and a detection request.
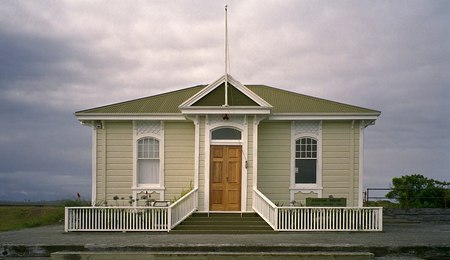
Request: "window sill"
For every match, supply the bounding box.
[290,185,323,193]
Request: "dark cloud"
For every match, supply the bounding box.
[0,1,449,201]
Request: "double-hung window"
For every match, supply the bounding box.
[137,137,160,185]
[295,137,317,184]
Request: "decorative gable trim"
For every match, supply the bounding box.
[179,74,272,114]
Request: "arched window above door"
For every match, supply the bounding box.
[211,127,241,140]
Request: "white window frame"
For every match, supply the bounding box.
[132,121,165,196]
[290,121,322,199]
[294,137,318,185]
[136,137,161,186]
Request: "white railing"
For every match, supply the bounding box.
[65,206,169,232]
[65,188,198,232]
[253,188,277,229]
[169,188,198,230]
[277,207,383,231]
[253,188,383,232]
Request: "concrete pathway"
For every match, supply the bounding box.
[1,222,449,259]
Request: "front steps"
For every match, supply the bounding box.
[170,212,275,234]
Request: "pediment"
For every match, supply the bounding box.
[192,82,259,106]
[179,74,272,114]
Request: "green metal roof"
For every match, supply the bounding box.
[76,85,205,114]
[247,85,380,115]
[75,84,380,116]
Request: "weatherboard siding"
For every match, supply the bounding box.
[255,120,362,206]
[92,119,362,207]
[96,121,133,205]
[321,121,360,206]
[95,128,105,202]
[257,121,291,204]
[164,122,195,201]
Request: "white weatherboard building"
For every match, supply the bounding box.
[68,74,383,232]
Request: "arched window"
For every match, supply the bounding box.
[137,137,160,185]
[211,127,241,140]
[295,137,317,184]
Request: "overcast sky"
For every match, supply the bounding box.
[1,1,449,202]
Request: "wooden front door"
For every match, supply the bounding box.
[210,146,242,211]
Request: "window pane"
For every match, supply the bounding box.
[138,137,159,159]
[212,128,241,140]
[296,137,317,159]
[138,159,159,184]
[295,159,317,184]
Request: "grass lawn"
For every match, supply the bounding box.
[0,206,65,231]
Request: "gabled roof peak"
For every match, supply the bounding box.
[178,74,273,112]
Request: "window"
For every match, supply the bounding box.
[212,127,241,140]
[137,137,160,185]
[295,137,317,184]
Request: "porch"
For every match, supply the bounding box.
[65,188,383,232]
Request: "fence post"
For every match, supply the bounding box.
[167,207,172,232]
[64,207,69,232]
[274,207,278,231]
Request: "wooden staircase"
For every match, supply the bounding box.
[170,212,276,234]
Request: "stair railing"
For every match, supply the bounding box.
[168,188,198,230]
[252,188,278,229]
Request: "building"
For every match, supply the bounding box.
[70,74,382,232]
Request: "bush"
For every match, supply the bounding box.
[386,174,449,208]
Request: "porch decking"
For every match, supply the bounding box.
[65,188,383,232]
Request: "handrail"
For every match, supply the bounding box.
[169,188,198,208]
[253,188,277,208]
[168,188,198,230]
[252,188,277,229]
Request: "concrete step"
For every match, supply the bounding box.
[174,225,273,231]
[170,212,275,234]
[51,251,375,259]
[169,230,276,234]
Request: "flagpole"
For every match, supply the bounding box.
[224,4,229,107]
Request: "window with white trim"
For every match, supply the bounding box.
[137,137,160,185]
[295,137,317,184]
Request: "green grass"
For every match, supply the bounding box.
[366,200,401,208]
[0,200,90,231]
[0,206,64,231]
